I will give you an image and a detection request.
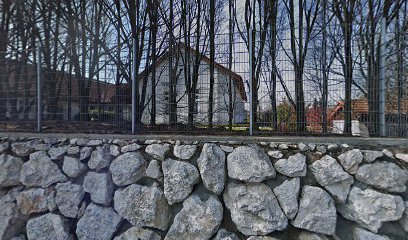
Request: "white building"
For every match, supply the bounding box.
[139,45,247,125]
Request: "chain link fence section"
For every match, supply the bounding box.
[0,27,407,137]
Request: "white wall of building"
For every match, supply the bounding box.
[139,51,246,125]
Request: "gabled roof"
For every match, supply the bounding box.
[1,58,116,104]
[138,43,247,101]
[329,98,408,121]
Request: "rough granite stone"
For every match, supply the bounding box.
[220,145,234,153]
[213,229,239,240]
[55,182,85,218]
[279,143,289,150]
[197,143,226,195]
[87,139,103,146]
[46,191,57,212]
[327,144,338,151]
[26,213,72,240]
[399,201,408,232]
[75,139,88,146]
[173,144,197,160]
[113,184,169,230]
[352,227,391,240]
[109,152,147,186]
[268,150,283,159]
[337,149,364,174]
[109,145,120,157]
[355,161,408,193]
[76,203,122,240]
[121,143,142,153]
[145,144,170,160]
[17,188,49,215]
[246,237,279,240]
[337,187,404,233]
[113,139,128,147]
[362,150,384,163]
[0,154,23,187]
[146,160,163,178]
[11,234,27,240]
[0,191,28,240]
[274,153,307,177]
[396,153,408,163]
[298,143,309,151]
[316,146,327,154]
[79,147,92,161]
[88,145,114,170]
[20,152,67,188]
[35,144,51,152]
[292,186,337,235]
[114,227,161,240]
[227,146,275,182]
[11,141,37,157]
[309,155,354,203]
[48,147,67,160]
[83,172,114,205]
[62,156,87,178]
[162,159,200,204]
[223,182,287,236]
[308,143,316,151]
[165,194,223,240]
[297,231,329,240]
[0,142,10,153]
[382,149,394,159]
[273,178,300,219]
[67,146,80,155]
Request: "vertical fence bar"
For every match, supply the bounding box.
[379,17,386,137]
[132,38,137,135]
[249,28,253,136]
[37,47,42,133]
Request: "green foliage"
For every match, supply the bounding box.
[277,100,296,132]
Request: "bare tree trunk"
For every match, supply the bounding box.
[286,0,319,133]
[269,1,278,131]
[181,0,190,127]
[169,0,178,125]
[333,0,356,135]
[322,0,328,133]
[188,0,203,128]
[148,0,158,125]
[366,0,380,136]
[115,1,122,122]
[68,57,72,121]
[79,0,89,122]
[344,26,353,135]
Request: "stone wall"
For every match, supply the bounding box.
[0,137,407,240]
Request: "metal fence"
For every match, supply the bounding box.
[0,26,407,138]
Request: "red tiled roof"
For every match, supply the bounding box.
[329,98,408,121]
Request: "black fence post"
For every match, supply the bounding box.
[132,38,138,135]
